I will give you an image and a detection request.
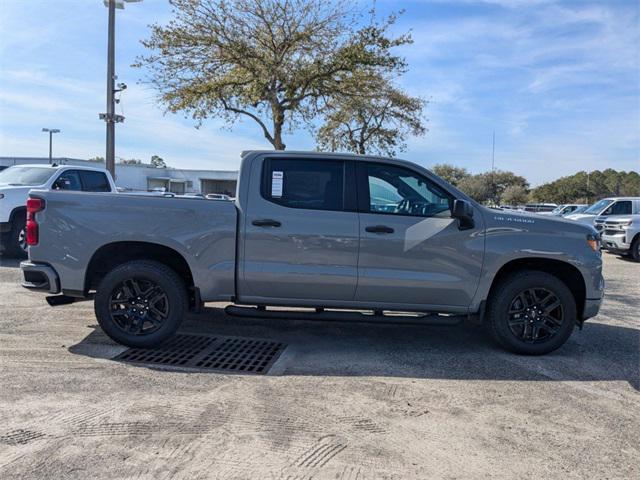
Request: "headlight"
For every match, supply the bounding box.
[586,233,600,252]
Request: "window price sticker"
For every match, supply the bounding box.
[271,171,283,198]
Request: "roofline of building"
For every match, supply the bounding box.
[0,157,237,174]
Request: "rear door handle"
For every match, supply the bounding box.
[365,225,394,234]
[252,219,281,227]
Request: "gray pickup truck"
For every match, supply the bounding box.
[21,151,604,355]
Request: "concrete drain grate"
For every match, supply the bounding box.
[114,334,286,374]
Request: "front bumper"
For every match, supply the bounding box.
[582,297,602,321]
[20,261,60,294]
[601,233,630,253]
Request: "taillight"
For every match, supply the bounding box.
[26,197,45,246]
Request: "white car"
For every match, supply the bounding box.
[0,164,116,257]
[522,203,557,213]
[205,193,231,200]
[540,204,587,217]
[565,197,640,230]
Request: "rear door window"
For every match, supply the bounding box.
[80,171,111,192]
[262,159,345,211]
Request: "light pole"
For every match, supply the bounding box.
[41,128,60,164]
[100,0,142,179]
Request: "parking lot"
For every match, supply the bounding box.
[0,253,638,480]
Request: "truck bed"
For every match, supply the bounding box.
[28,190,237,301]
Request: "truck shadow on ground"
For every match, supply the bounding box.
[69,306,639,390]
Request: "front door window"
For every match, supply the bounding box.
[364,163,452,218]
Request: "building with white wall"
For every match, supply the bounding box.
[0,157,238,195]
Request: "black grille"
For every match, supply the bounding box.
[114,334,285,374]
[604,229,621,236]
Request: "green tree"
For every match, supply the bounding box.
[500,185,528,206]
[530,169,640,203]
[150,155,167,168]
[457,175,492,203]
[431,164,471,187]
[620,171,640,196]
[456,170,528,205]
[136,0,411,150]
[316,72,425,156]
[489,170,528,205]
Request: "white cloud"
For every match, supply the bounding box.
[0,0,638,183]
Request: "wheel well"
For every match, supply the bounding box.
[9,207,26,225]
[488,258,586,319]
[85,242,195,294]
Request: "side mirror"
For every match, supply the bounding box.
[452,199,474,230]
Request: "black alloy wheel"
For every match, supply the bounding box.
[507,287,563,343]
[94,260,187,348]
[109,277,170,335]
[17,227,27,254]
[486,270,576,355]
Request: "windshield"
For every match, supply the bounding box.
[583,199,613,215]
[0,166,55,186]
[551,205,565,214]
[568,206,587,215]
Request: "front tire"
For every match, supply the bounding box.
[486,271,576,355]
[631,236,640,262]
[94,260,188,348]
[3,213,27,258]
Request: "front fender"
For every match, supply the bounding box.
[470,211,604,311]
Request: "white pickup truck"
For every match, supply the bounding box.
[601,214,640,261]
[0,164,117,257]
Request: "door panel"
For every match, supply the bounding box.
[240,157,359,301]
[355,162,484,308]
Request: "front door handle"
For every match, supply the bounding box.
[252,219,281,227]
[365,225,394,234]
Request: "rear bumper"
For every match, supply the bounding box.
[20,261,60,294]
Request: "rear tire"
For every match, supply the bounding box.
[486,271,576,355]
[94,260,188,348]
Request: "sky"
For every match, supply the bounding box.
[0,0,638,186]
